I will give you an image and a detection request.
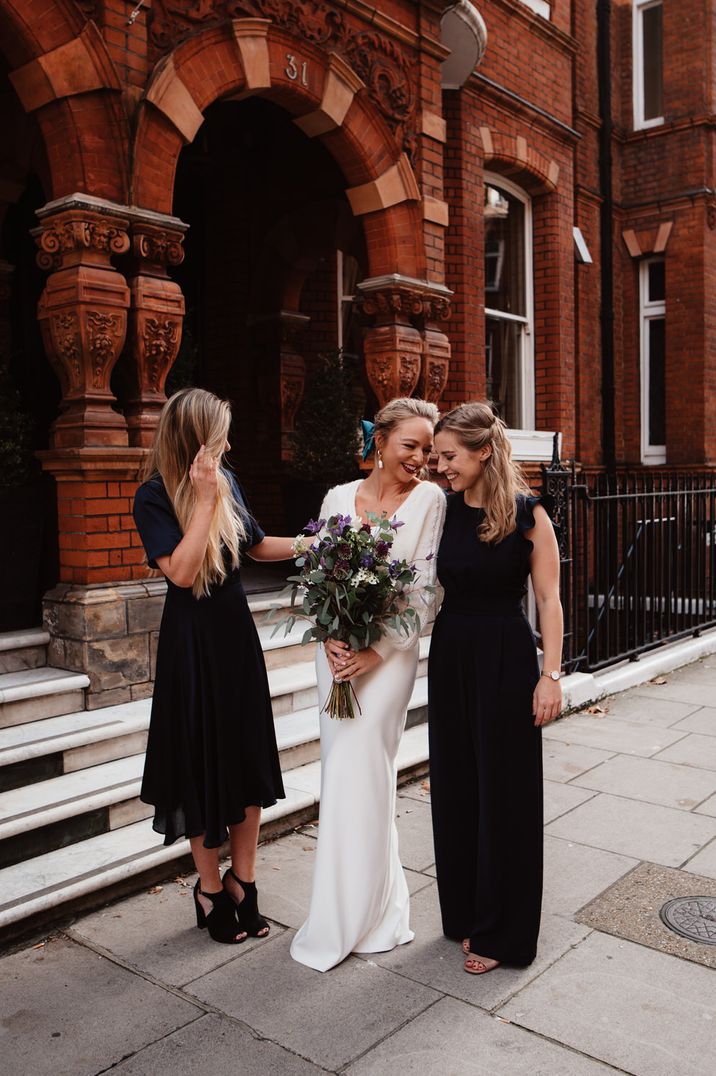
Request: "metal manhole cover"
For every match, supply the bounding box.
[659,896,716,945]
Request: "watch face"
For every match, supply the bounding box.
[550,671,560,681]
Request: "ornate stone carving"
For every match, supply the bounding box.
[356,287,451,323]
[148,1,417,154]
[133,228,185,267]
[35,203,131,447]
[418,325,451,404]
[144,317,180,390]
[36,217,130,271]
[363,320,422,409]
[281,373,305,432]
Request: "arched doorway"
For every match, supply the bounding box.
[170,95,368,531]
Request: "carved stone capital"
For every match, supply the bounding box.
[419,325,451,404]
[131,223,186,270]
[34,202,130,273]
[356,276,452,326]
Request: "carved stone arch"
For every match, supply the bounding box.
[0,3,129,201]
[480,128,560,195]
[132,18,424,277]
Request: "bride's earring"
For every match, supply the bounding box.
[377,450,384,470]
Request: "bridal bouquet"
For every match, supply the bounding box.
[277,512,428,719]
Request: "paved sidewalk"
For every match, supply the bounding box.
[2,658,716,1076]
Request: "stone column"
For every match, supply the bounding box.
[356,276,452,408]
[122,210,187,447]
[418,295,452,403]
[34,194,131,448]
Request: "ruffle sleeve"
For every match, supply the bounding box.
[516,493,558,540]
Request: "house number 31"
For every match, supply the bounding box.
[285,54,309,86]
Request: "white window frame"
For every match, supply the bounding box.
[520,0,550,18]
[633,0,664,130]
[484,173,535,430]
[640,258,666,464]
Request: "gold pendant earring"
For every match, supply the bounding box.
[377,452,384,470]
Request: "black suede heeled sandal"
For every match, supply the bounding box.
[222,867,270,938]
[193,880,247,944]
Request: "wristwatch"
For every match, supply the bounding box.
[541,669,562,682]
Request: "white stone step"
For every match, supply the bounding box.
[0,723,429,931]
[0,668,90,728]
[0,675,429,848]
[0,629,50,674]
[0,700,151,770]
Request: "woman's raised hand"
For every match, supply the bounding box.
[189,445,219,506]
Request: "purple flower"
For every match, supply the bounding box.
[360,553,375,568]
[329,513,353,537]
[389,516,405,531]
[388,559,402,578]
[304,518,325,535]
[426,552,434,561]
[375,540,390,557]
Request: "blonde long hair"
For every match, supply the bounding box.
[373,397,440,479]
[143,388,247,597]
[435,401,530,543]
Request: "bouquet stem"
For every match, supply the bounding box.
[322,678,363,720]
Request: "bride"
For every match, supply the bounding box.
[290,397,446,972]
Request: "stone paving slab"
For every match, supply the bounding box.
[682,836,716,880]
[670,706,716,736]
[543,713,687,756]
[570,753,716,811]
[629,680,716,708]
[541,739,614,783]
[69,875,282,988]
[576,861,716,968]
[185,928,440,1071]
[499,931,716,1076]
[542,836,638,917]
[597,691,701,726]
[543,780,596,822]
[544,791,716,866]
[694,792,716,817]
[398,778,432,804]
[108,1012,323,1076]
[0,934,201,1076]
[361,881,592,1012]
[395,798,436,872]
[344,995,616,1076]
[654,732,716,771]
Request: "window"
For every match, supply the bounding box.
[336,250,360,351]
[634,1,664,129]
[640,258,666,463]
[484,177,534,430]
[520,0,550,17]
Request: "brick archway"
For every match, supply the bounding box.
[0,0,129,201]
[132,19,424,279]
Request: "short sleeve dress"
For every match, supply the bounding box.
[133,473,285,849]
[428,493,553,967]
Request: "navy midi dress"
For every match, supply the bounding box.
[428,492,551,966]
[133,474,285,849]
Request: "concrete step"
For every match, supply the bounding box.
[0,722,429,935]
[0,629,50,674]
[0,668,90,729]
[0,676,429,869]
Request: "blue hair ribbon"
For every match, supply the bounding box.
[361,419,376,461]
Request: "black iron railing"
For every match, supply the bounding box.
[542,444,716,673]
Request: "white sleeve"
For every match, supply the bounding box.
[372,484,446,659]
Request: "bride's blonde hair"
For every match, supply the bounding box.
[143,388,247,597]
[435,401,530,543]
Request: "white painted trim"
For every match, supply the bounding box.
[633,0,664,131]
[484,172,535,429]
[506,428,559,462]
[520,0,550,18]
[639,258,666,465]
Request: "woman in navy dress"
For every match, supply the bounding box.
[133,388,294,944]
[429,401,563,974]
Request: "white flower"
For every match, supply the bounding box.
[354,568,379,585]
[291,535,308,555]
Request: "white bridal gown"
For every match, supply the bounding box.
[290,478,446,972]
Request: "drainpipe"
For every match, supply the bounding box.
[597,0,616,472]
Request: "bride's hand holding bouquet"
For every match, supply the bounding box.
[279,511,431,719]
